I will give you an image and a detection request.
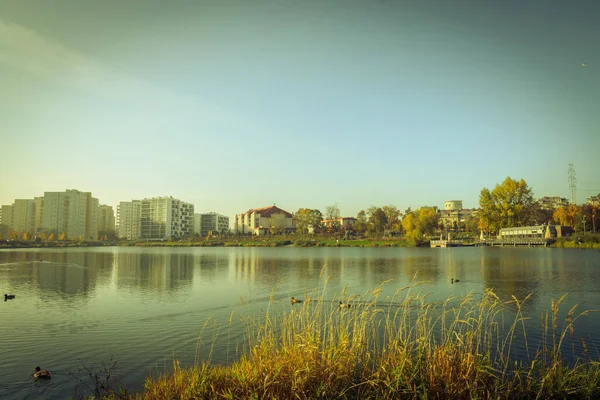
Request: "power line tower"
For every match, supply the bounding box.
[568,163,577,204]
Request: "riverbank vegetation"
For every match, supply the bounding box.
[98,282,600,399]
[552,234,600,249]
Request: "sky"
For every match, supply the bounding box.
[0,0,598,218]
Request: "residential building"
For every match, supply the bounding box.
[0,204,13,228]
[537,196,569,210]
[98,205,116,233]
[12,199,36,234]
[34,197,44,233]
[135,196,194,240]
[117,200,142,240]
[41,189,99,239]
[321,217,357,229]
[587,194,600,207]
[233,205,294,235]
[194,212,230,236]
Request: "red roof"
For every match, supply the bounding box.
[245,205,292,218]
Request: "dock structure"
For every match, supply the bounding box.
[476,239,554,247]
[430,239,466,248]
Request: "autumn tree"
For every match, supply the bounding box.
[22,232,31,241]
[553,204,580,227]
[478,177,534,233]
[402,207,438,246]
[59,232,67,241]
[294,208,323,234]
[325,204,341,232]
[48,233,56,241]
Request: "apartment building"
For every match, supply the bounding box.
[194,212,230,236]
[118,197,194,240]
[11,199,37,234]
[98,205,116,233]
[0,204,14,228]
[41,189,99,239]
[117,200,142,239]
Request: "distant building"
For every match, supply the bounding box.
[321,217,357,229]
[537,196,569,210]
[117,200,142,240]
[11,199,36,234]
[233,205,294,235]
[587,194,600,207]
[438,200,478,230]
[41,189,99,239]
[194,212,230,236]
[140,197,194,240]
[0,204,14,229]
[98,205,116,233]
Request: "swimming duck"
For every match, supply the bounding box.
[33,366,51,380]
[4,294,15,300]
[339,301,352,309]
[451,278,460,283]
[290,296,303,304]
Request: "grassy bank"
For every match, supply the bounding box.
[551,234,600,250]
[102,281,599,399]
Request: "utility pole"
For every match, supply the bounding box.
[568,163,577,205]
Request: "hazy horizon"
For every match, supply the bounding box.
[1,0,598,217]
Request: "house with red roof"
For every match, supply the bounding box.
[233,205,295,235]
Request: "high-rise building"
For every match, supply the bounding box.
[140,197,194,240]
[41,189,99,239]
[98,205,116,233]
[117,200,142,240]
[194,212,230,236]
[0,204,14,228]
[34,197,44,233]
[12,199,37,234]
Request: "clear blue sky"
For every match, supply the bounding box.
[1,0,598,218]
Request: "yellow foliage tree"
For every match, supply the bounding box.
[48,233,56,241]
[553,205,580,227]
[402,207,438,246]
[23,232,31,240]
[59,232,67,241]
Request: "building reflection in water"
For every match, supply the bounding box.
[113,250,194,293]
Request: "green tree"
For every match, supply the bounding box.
[382,205,402,233]
[354,210,367,234]
[294,208,323,234]
[367,207,388,236]
[478,177,534,233]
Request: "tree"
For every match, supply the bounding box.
[382,205,402,232]
[354,210,367,234]
[48,233,56,241]
[23,232,31,241]
[325,204,341,232]
[294,208,323,234]
[553,205,580,227]
[401,207,438,246]
[367,207,388,236]
[59,232,67,241]
[478,177,534,233]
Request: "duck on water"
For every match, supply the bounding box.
[4,294,15,300]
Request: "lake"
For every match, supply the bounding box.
[1,246,599,399]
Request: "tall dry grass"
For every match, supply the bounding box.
[110,272,600,399]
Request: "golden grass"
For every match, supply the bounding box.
[107,272,600,399]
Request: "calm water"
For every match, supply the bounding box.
[1,246,599,399]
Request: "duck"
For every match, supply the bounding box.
[339,301,352,309]
[290,296,303,304]
[4,294,15,300]
[33,366,51,380]
[451,278,460,283]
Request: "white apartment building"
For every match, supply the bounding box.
[118,197,194,240]
[98,205,116,233]
[117,200,142,240]
[140,197,194,240]
[194,212,230,236]
[233,205,294,235]
[41,189,99,239]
